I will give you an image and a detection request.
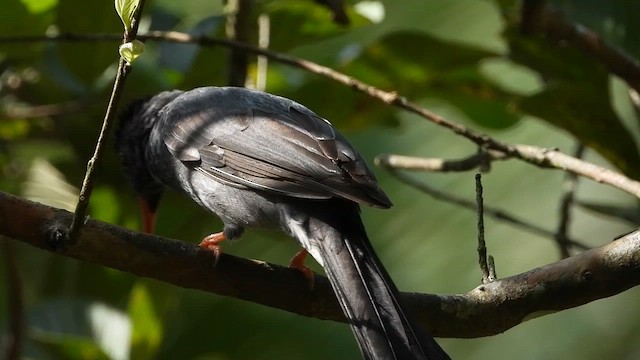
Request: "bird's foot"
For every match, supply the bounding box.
[288,249,314,289]
[199,232,226,265]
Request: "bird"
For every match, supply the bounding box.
[116,86,449,360]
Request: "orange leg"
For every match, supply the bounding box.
[288,249,314,289]
[199,232,226,265]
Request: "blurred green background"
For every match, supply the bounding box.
[2,0,640,359]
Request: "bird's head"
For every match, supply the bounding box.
[115,91,182,233]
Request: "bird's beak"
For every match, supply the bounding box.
[138,198,157,234]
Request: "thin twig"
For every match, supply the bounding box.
[2,31,640,199]
[255,14,270,91]
[555,144,585,258]
[1,100,89,120]
[1,238,24,360]
[487,255,497,280]
[475,174,492,283]
[383,168,589,250]
[376,151,507,173]
[67,1,148,242]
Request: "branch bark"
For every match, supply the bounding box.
[1,191,639,338]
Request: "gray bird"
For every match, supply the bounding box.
[116,86,449,360]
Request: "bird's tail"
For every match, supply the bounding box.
[287,199,449,360]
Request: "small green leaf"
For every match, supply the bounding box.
[119,40,145,64]
[128,283,163,360]
[114,0,140,33]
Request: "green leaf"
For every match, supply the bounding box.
[501,23,640,179]
[119,40,145,64]
[115,0,140,33]
[263,0,371,51]
[344,31,520,129]
[128,283,163,360]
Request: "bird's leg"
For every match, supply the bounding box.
[199,232,226,264]
[288,249,314,289]
[199,225,243,265]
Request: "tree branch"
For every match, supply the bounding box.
[1,190,639,338]
[67,0,149,242]
[2,31,640,198]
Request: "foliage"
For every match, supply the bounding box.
[1,0,640,359]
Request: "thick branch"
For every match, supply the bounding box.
[1,191,639,338]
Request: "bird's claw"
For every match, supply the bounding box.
[199,232,226,266]
[289,249,314,289]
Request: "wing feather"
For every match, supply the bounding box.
[159,87,392,208]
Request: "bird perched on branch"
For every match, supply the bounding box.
[116,86,449,360]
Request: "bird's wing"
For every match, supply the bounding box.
[159,88,391,208]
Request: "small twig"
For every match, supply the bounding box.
[255,14,270,91]
[67,1,148,242]
[2,31,640,199]
[1,238,24,360]
[376,151,507,173]
[476,174,493,283]
[487,255,497,280]
[1,100,90,120]
[383,167,589,250]
[555,144,585,258]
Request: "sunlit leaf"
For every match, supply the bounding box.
[22,158,78,211]
[115,0,140,33]
[119,40,145,64]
